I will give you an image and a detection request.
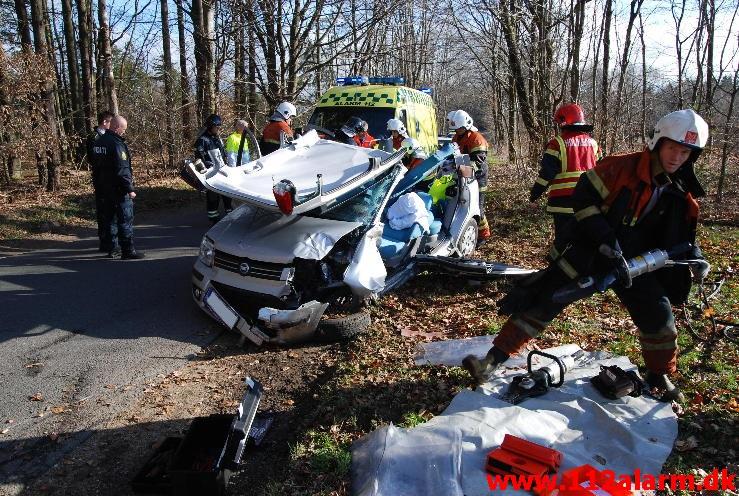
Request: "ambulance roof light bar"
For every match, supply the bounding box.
[335,75,405,86]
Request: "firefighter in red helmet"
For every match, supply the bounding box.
[530,103,601,244]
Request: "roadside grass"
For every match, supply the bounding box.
[0,171,198,241]
[280,165,738,495]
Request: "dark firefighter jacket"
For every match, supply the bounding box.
[550,148,702,304]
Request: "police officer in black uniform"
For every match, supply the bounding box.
[194,114,233,225]
[96,115,144,259]
[88,110,114,251]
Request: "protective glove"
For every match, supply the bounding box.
[598,240,631,288]
[691,259,711,282]
[529,183,545,203]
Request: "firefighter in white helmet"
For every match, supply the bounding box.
[401,137,427,170]
[463,109,710,404]
[261,101,296,154]
[387,118,409,150]
[447,109,491,243]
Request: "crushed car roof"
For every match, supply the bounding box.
[194,130,403,215]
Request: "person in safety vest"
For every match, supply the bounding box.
[387,118,409,150]
[194,114,232,225]
[261,101,296,155]
[462,109,711,403]
[448,109,491,244]
[225,119,250,165]
[530,103,601,244]
[401,137,427,170]
[354,119,375,148]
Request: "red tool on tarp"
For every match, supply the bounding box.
[486,434,562,478]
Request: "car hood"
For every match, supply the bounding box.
[208,204,362,263]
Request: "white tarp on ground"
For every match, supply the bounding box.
[352,343,678,496]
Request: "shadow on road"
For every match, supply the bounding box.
[0,205,213,346]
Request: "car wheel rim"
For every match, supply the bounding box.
[459,224,477,257]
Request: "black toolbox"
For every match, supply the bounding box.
[132,376,264,496]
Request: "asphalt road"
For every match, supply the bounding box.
[0,205,222,488]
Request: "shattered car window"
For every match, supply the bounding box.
[305,168,400,225]
[308,108,395,140]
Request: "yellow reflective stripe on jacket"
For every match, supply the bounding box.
[546,206,574,214]
[549,182,578,191]
[584,169,610,199]
[574,205,601,221]
[557,171,584,178]
[469,145,487,154]
[535,177,549,186]
[544,148,560,159]
[549,246,579,279]
[554,136,568,172]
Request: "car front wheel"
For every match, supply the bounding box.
[456,218,478,258]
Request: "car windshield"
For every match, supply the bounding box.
[308,107,395,140]
[304,167,400,225]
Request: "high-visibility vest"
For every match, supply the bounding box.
[545,134,599,201]
[224,132,250,166]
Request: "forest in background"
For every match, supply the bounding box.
[0,0,737,201]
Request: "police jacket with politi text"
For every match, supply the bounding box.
[94,131,134,196]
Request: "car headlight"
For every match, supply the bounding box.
[198,236,215,267]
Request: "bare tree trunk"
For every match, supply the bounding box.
[716,82,737,201]
[247,0,257,126]
[30,0,61,190]
[570,0,586,101]
[97,0,118,113]
[598,0,613,152]
[611,0,643,150]
[703,0,715,122]
[14,0,34,52]
[160,0,174,169]
[61,0,83,135]
[639,10,647,142]
[76,0,95,129]
[498,0,540,140]
[175,0,192,141]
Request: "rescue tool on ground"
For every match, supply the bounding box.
[502,349,585,404]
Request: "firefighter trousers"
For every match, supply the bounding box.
[494,266,679,374]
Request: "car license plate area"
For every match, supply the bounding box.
[204,287,239,329]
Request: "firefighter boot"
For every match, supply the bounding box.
[645,372,685,403]
[462,346,509,385]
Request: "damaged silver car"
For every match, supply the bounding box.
[188,130,532,346]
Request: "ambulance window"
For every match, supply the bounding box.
[398,110,408,129]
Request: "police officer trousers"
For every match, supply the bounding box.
[105,194,135,253]
[206,190,233,222]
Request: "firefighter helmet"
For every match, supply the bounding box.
[342,116,366,136]
[447,110,477,132]
[554,103,588,127]
[401,138,426,159]
[387,118,408,137]
[275,101,297,120]
[205,114,222,128]
[647,109,708,151]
